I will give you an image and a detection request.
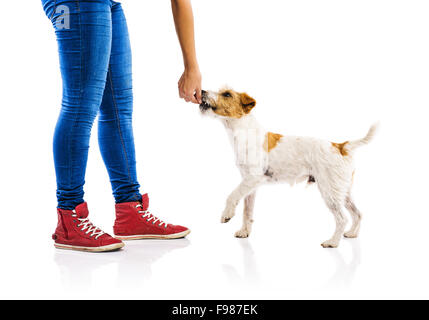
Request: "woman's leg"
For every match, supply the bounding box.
[98,1,141,203]
[99,3,190,239]
[45,0,113,209]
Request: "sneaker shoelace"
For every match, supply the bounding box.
[72,211,105,239]
[136,204,168,228]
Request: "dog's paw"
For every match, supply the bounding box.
[221,216,232,223]
[344,231,358,238]
[221,209,235,223]
[321,240,339,248]
[234,229,249,238]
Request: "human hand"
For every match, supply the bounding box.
[178,67,202,104]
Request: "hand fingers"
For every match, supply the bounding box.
[189,95,198,104]
[183,90,192,102]
[178,82,185,98]
[190,89,199,104]
[184,89,199,104]
[178,75,185,98]
[179,88,185,99]
[195,88,202,104]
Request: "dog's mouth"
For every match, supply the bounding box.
[200,90,212,113]
[199,101,211,112]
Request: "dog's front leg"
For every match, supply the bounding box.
[221,178,260,224]
[235,191,256,238]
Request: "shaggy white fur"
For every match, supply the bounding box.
[200,88,378,248]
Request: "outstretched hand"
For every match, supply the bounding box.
[178,68,202,104]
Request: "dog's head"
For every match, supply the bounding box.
[199,88,256,119]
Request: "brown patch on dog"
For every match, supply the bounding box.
[263,132,283,152]
[240,93,256,114]
[331,141,349,156]
[211,90,256,118]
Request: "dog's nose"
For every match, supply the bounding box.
[201,90,207,97]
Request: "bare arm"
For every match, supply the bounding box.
[171,0,202,104]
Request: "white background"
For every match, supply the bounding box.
[0,0,428,299]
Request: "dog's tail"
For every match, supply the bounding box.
[345,122,379,153]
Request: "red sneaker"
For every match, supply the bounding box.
[53,202,124,252]
[114,194,190,240]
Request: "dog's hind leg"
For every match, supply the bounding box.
[344,194,362,238]
[235,191,256,238]
[221,178,260,224]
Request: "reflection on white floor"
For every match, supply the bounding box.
[222,239,260,287]
[1,206,428,299]
[324,239,361,289]
[54,239,190,290]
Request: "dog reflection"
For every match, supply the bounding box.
[325,239,361,288]
[222,239,260,286]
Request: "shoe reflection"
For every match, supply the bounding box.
[222,239,260,286]
[325,239,361,288]
[54,239,190,289]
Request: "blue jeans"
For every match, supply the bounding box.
[42,0,141,209]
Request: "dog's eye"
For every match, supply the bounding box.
[222,92,232,98]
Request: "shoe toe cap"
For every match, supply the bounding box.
[170,224,189,234]
[101,234,123,246]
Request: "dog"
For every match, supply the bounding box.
[199,88,378,248]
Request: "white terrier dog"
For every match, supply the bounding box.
[200,88,378,248]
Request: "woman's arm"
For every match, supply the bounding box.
[171,0,202,104]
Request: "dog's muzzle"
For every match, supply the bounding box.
[199,90,211,112]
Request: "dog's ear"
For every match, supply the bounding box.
[240,93,256,114]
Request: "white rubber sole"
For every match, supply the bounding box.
[114,229,191,240]
[54,242,124,252]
